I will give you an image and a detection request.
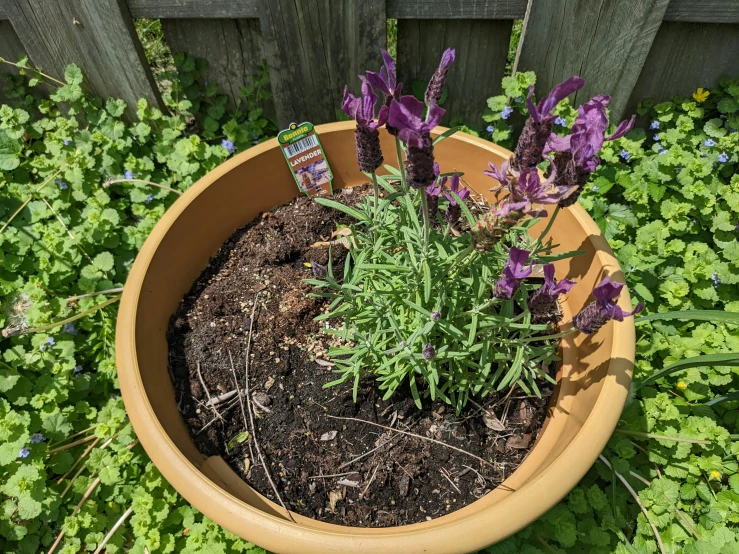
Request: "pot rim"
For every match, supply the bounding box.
[117,121,634,553]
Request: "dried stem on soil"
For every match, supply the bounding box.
[196,361,220,421]
[93,506,133,554]
[325,414,495,469]
[338,435,398,470]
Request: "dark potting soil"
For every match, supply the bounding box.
[166,185,550,527]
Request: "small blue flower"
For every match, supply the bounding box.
[18,447,30,459]
[619,150,630,161]
[659,148,669,156]
[653,134,660,141]
[485,124,495,134]
[650,120,660,130]
[40,337,55,352]
[704,139,716,147]
[74,365,83,378]
[63,323,77,335]
[145,194,154,204]
[592,185,600,192]
[221,139,236,154]
[718,152,729,163]
[501,106,514,120]
[30,433,45,444]
[656,143,664,152]
[514,97,523,103]
[124,170,135,180]
[63,139,72,146]
[56,178,68,190]
[711,273,721,288]
[554,116,568,127]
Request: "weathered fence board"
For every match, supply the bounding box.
[398,18,512,126]
[128,0,258,19]
[663,0,739,24]
[162,18,264,111]
[388,0,525,19]
[628,22,739,113]
[258,0,386,129]
[514,0,670,122]
[0,20,24,103]
[3,0,162,118]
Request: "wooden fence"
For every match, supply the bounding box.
[0,0,738,126]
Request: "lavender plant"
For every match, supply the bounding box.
[310,50,644,412]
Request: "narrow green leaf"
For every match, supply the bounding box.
[705,392,739,407]
[536,250,587,263]
[636,310,739,325]
[433,126,461,145]
[637,353,739,389]
[422,259,431,303]
[313,197,366,221]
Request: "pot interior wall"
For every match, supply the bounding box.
[130,126,627,527]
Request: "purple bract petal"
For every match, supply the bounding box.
[389,96,445,148]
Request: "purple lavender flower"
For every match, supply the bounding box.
[527,264,576,324]
[30,433,46,444]
[718,152,729,163]
[494,247,533,299]
[18,447,30,458]
[40,337,55,352]
[124,170,135,180]
[572,276,644,334]
[511,76,585,171]
[650,121,660,130]
[342,78,389,173]
[389,96,445,188]
[704,139,715,147]
[487,162,565,218]
[425,48,455,107]
[442,173,470,225]
[365,50,402,136]
[501,106,514,120]
[431,310,441,321]
[221,139,236,154]
[56,178,68,190]
[425,173,443,222]
[63,323,77,335]
[546,95,635,207]
[145,194,154,204]
[422,343,436,360]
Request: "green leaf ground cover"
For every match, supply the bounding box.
[0,53,738,553]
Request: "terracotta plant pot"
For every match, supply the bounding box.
[117,121,635,554]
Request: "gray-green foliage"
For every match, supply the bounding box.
[311,165,572,414]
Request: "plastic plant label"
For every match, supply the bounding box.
[278,121,333,196]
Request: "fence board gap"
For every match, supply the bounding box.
[162,18,268,113]
[398,18,513,126]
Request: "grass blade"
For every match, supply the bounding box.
[636,353,739,389]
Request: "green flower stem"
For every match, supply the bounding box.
[105,178,183,196]
[4,295,121,338]
[420,188,430,256]
[395,137,408,193]
[535,204,561,246]
[511,327,578,343]
[371,171,380,223]
[0,57,65,87]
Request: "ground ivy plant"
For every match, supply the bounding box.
[0,56,269,553]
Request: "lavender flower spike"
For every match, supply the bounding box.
[547,95,635,207]
[572,276,644,334]
[366,49,403,136]
[527,264,576,324]
[442,173,470,225]
[494,247,533,299]
[512,76,585,171]
[425,48,456,107]
[424,164,443,221]
[494,165,565,218]
[342,77,389,173]
[389,96,445,188]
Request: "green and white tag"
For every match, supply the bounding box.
[278,122,333,196]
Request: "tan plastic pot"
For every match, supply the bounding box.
[117,121,635,554]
